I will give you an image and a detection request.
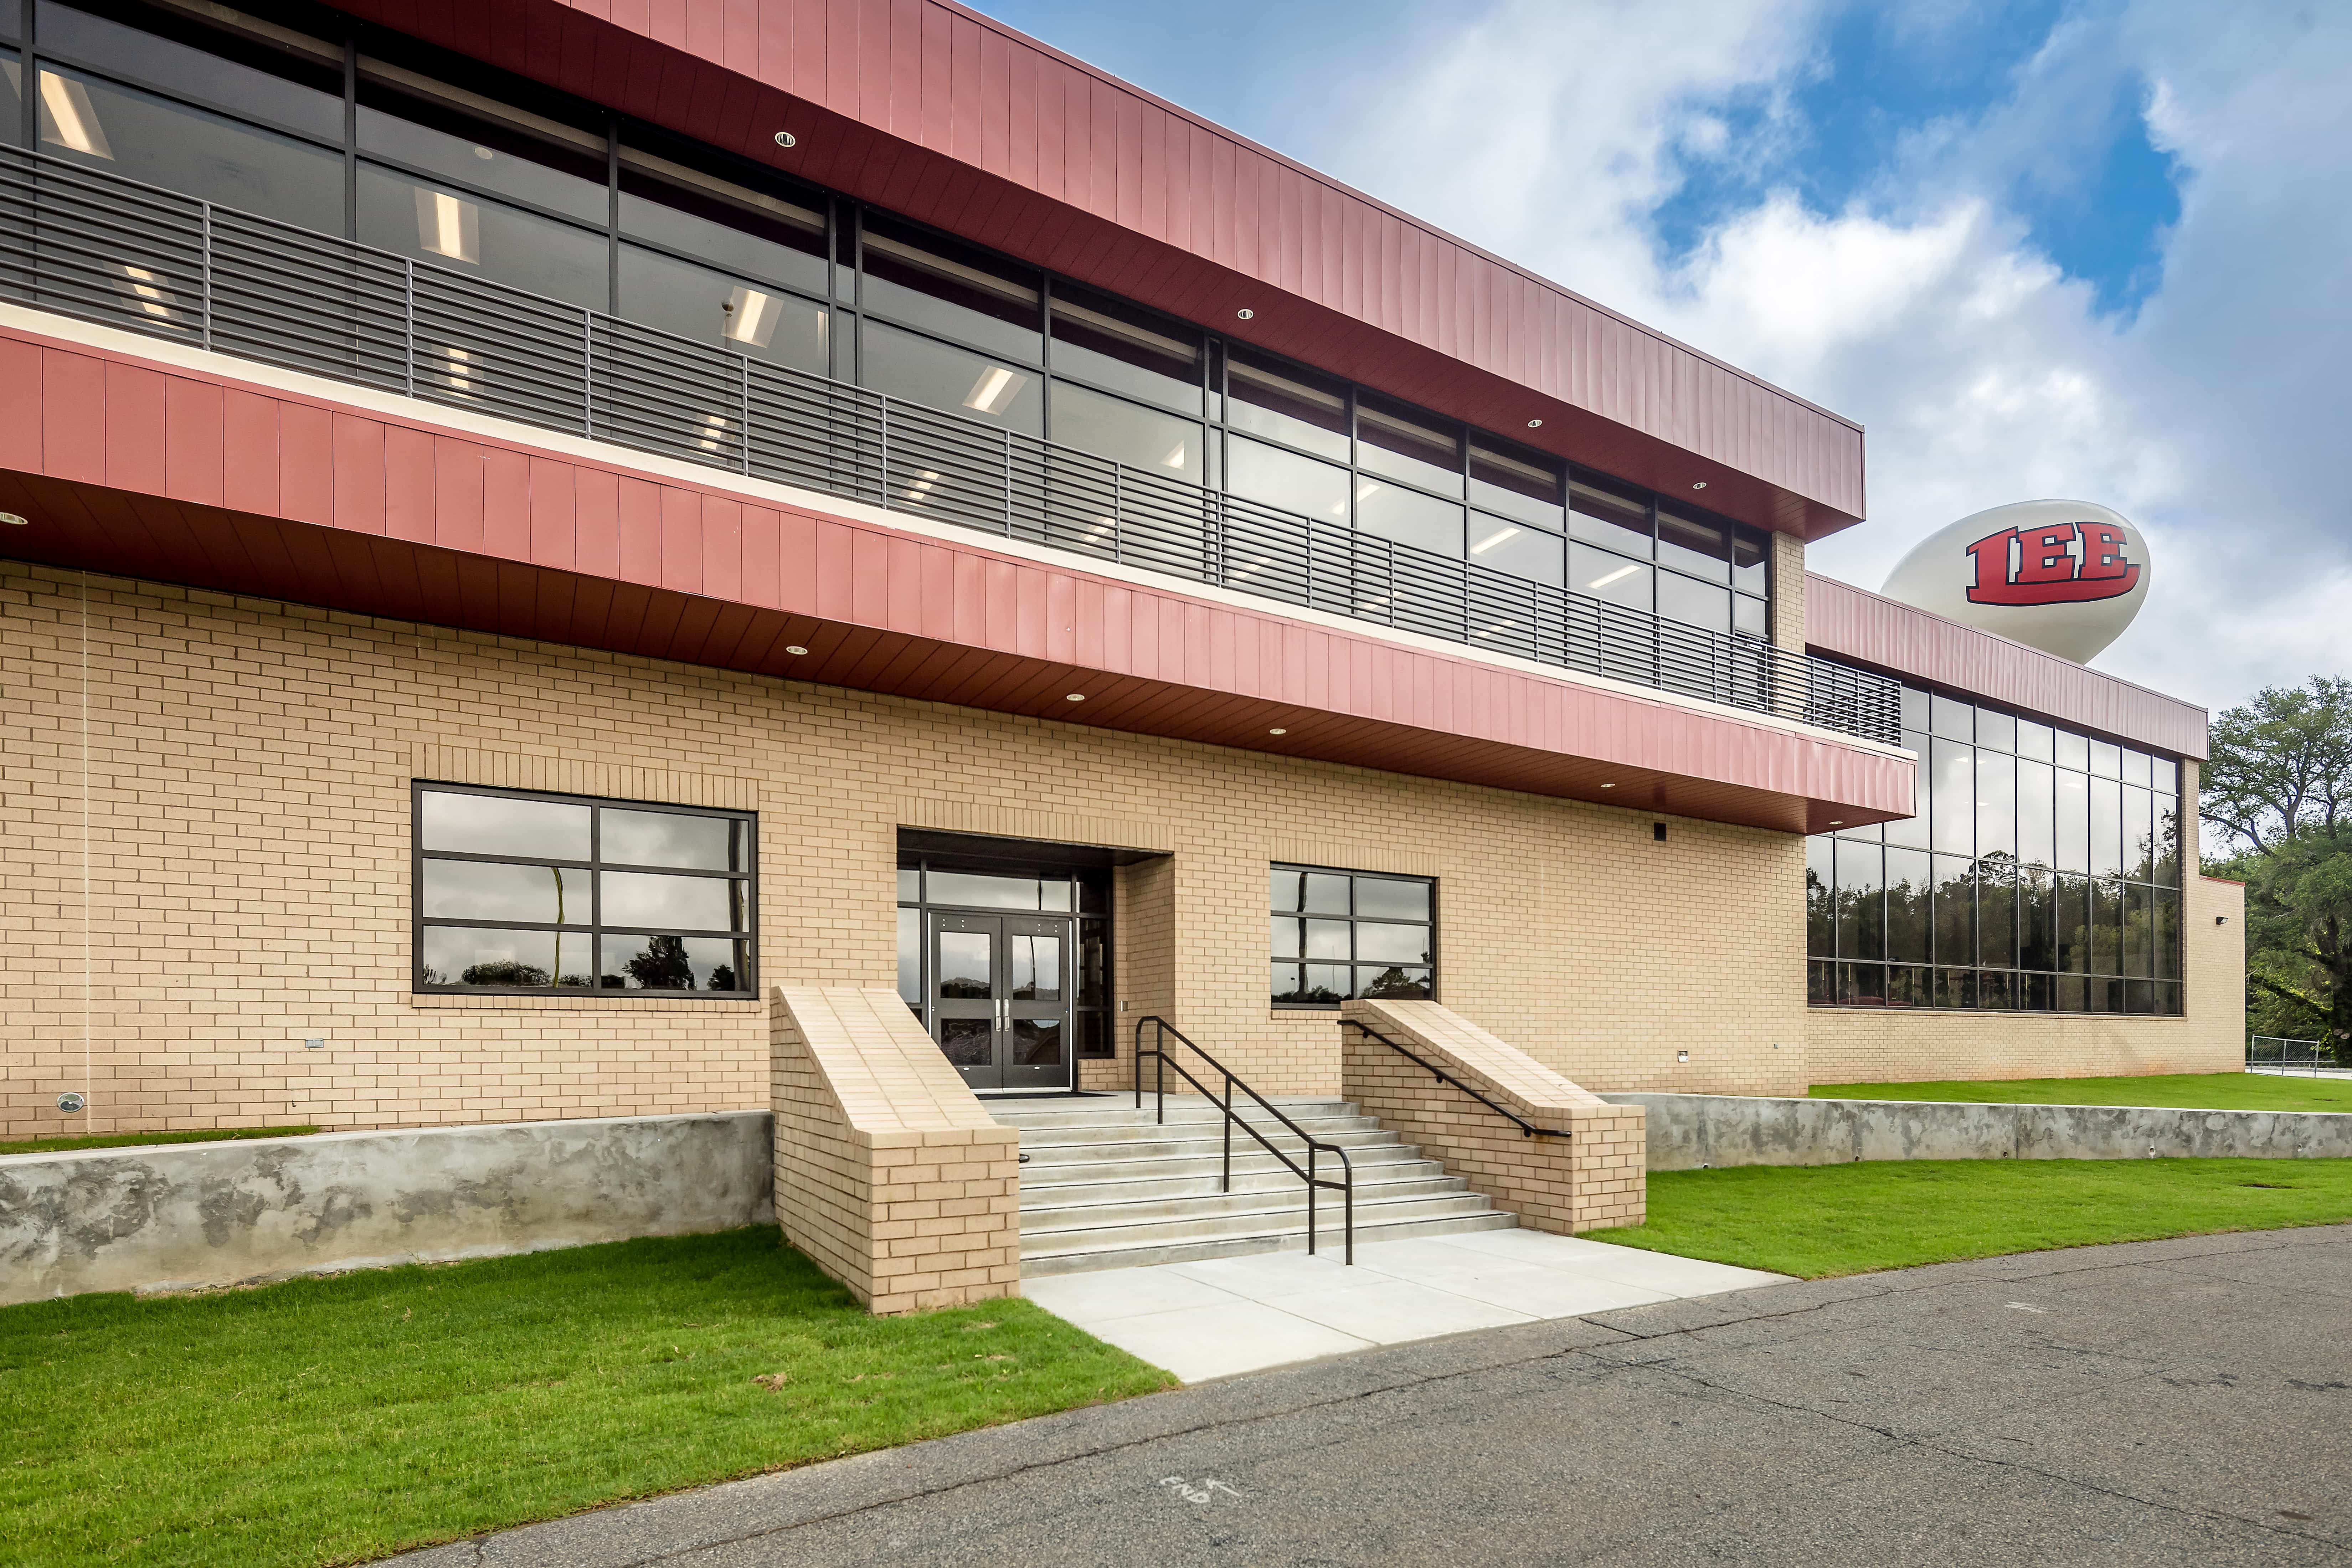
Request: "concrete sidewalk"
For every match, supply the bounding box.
[390,1223,2352,1567]
[1023,1229,1789,1381]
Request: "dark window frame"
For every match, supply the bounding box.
[411,780,757,997]
[1269,862,1438,1009]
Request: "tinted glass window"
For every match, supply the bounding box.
[1050,380,1202,483]
[1049,283,1201,414]
[860,214,1040,363]
[618,243,830,372]
[859,319,1043,435]
[1657,573,1730,634]
[1656,502,1730,582]
[38,65,343,233]
[1569,473,1651,556]
[359,162,609,309]
[1355,479,1462,556]
[619,152,828,297]
[1356,392,1461,497]
[1270,863,1435,1005]
[1571,542,1650,609]
[359,75,609,225]
[1731,530,1768,594]
[1468,441,1562,529]
[1227,435,1348,521]
[1975,750,2016,860]
[1467,516,1563,586]
[1226,350,1349,462]
[40,0,342,139]
[1733,595,1767,639]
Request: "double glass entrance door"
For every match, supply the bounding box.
[930,912,1072,1091]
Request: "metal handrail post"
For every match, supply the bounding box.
[199,202,213,351]
[878,394,891,511]
[1221,1071,1232,1193]
[740,355,752,476]
[1306,1142,1318,1257]
[581,307,593,438]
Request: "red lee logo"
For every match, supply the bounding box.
[1964,521,2140,606]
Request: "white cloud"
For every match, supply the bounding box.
[1259,0,2352,714]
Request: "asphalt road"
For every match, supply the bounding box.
[397,1225,2352,1568]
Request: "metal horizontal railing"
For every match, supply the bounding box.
[0,144,1903,745]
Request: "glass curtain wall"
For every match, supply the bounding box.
[1806,679,2184,1014]
[4,0,1774,643]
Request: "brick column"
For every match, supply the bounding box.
[1340,999,1645,1232]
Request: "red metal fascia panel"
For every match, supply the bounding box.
[323,0,1866,538]
[1805,572,2207,760]
[0,320,1907,827]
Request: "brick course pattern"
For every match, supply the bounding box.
[1339,999,1647,1233]
[768,985,1020,1313]
[1803,765,2245,1085]
[2,562,1823,1144]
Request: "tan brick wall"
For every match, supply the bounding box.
[2,561,1819,1142]
[1339,999,1645,1232]
[768,985,1020,1313]
[1804,762,2244,1084]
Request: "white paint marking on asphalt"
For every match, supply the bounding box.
[2006,1302,2049,1312]
[1159,1476,1242,1504]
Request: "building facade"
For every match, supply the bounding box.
[0,0,2238,1147]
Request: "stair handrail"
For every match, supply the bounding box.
[1132,1016,1355,1264]
[1348,1021,1573,1140]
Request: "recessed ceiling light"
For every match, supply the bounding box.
[1526,418,1543,429]
[1691,480,1708,490]
[784,645,808,656]
[1268,728,1287,736]
[0,512,26,526]
[1235,308,1255,320]
[1598,781,1615,788]
[774,131,797,148]
[1828,820,1843,826]
[1065,693,1086,701]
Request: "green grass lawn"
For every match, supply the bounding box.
[1589,1157,2352,1279]
[0,1125,319,1158]
[1809,1071,2352,1113]
[0,1228,1172,1568]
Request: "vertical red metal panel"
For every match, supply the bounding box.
[657,484,701,592]
[482,447,532,560]
[740,503,781,610]
[813,512,855,618]
[0,338,40,475]
[701,493,741,600]
[574,467,620,577]
[383,425,435,541]
[331,413,387,536]
[163,378,223,508]
[277,403,334,526]
[883,532,922,631]
[530,456,577,570]
[102,363,169,498]
[432,435,485,554]
[221,390,279,516]
[774,504,817,615]
[42,350,107,485]
[948,548,986,646]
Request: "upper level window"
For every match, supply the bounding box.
[1270,864,1434,1006]
[414,784,756,995]
[859,212,1041,364]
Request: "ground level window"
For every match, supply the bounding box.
[1270,864,1434,1006]
[413,783,755,994]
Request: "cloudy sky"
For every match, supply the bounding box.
[974,0,2348,716]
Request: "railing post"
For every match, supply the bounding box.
[1113,463,1123,564]
[878,395,891,512]
[1003,425,1015,537]
[740,354,752,476]
[582,308,594,438]
[403,259,416,401]
[1221,1072,1233,1193]
[199,202,213,351]
[1306,1143,1318,1257]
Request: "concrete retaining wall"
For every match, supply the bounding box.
[1600,1094,2352,1171]
[0,1111,772,1306]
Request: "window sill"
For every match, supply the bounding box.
[409,991,766,1012]
[1806,1002,2184,1019]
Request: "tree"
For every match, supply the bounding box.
[2202,677,2352,1062]
[2202,677,2352,856]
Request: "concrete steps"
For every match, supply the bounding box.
[990,1093,1516,1277]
